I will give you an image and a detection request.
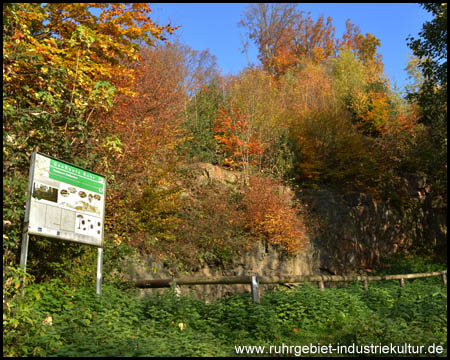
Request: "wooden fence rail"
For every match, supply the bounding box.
[124,270,447,303]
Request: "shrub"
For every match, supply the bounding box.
[242,175,309,253]
[173,181,249,269]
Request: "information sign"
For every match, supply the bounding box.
[26,152,106,247]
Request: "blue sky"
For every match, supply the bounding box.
[149,3,432,93]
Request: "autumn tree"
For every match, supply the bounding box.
[179,43,221,98]
[238,4,392,137]
[213,105,265,176]
[238,3,301,74]
[179,45,223,164]
[282,61,336,118]
[3,3,176,268]
[3,3,176,174]
[242,176,309,254]
[339,20,385,78]
[95,42,186,245]
[329,47,393,137]
[239,3,336,76]
[225,68,293,174]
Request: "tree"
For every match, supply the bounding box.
[330,47,392,137]
[406,3,446,128]
[404,55,426,96]
[242,175,309,254]
[238,3,301,74]
[291,108,381,191]
[3,3,176,169]
[330,48,367,115]
[339,19,385,80]
[178,44,223,164]
[182,80,225,164]
[213,105,265,176]
[283,61,335,118]
[239,3,336,76]
[95,42,186,242]
[225,68,287,173]
[405,2,447,219]
[406,3,447,170]
[3,3,176,268]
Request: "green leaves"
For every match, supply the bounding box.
[3,3,177,283]
[2,272,447,357]
[69,25,96,49]
[92,81,116,110]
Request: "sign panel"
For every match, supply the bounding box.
[26,152,106,247]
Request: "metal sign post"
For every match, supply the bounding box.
[96,247,103,296]
[19,233,30,297]
[20,152,36,296]
[20,152,106,297]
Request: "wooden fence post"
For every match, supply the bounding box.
[442,273,447,286]
[363,276,368,291]
[318,274,325,291]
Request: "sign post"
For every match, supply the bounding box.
[21,152,106,296]
[19,233,30,297]
[96,247,103,296]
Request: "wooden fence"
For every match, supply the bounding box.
[124,270,447,303]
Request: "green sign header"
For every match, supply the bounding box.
[49,159,105,194]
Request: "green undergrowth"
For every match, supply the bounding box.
[3,266,447,357]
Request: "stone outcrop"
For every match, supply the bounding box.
[124,240,319,301]
[300,182,446,274]
[122,164,446,301]
[195,162,242,185]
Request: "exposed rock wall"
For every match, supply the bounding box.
[123,163,446,301]
[300,185,447,274]
[124,241,319,301]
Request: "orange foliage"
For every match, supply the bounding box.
[239,4,337,77]
[40,3,178,96]
[213,107,265,169]
[338,19,384,80]
[242,176,309,254]
[287,63,334,117]
[95,43,186,236]
[99,44,185,177]
[359,91,391,136]
[270,14,336,76]
[383,104,420,137]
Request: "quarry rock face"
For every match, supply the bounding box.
[300,184,446,275]
[195,162,241,185]
[124,240,319,301]
[123,164,446,301]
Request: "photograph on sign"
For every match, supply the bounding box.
[27,153,106,247]
[32,181,58,203]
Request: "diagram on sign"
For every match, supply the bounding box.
[58,183,102,216]
[75,213,102,237]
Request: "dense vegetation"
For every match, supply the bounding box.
[3,257,447,357]
[3,3,447,357]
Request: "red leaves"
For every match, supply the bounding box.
[213,106,265,169]
[94,43,186,239]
